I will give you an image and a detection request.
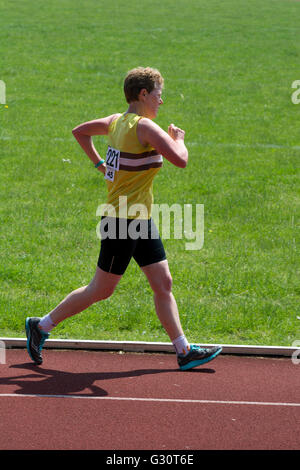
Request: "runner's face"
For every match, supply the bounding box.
[144,84,163,119]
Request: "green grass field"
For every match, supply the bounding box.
[0,0,299,346]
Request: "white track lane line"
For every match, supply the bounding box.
[0,394,299,407]
[1,135,300,151]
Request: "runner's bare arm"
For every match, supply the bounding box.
[137,118,188,168]
[72,114,121,136]
[72,114,121,174]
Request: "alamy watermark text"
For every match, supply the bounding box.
[96,197,204,251]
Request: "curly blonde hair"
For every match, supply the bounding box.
[123,67,164,103]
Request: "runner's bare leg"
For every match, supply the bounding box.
[141,260,184,341]
[49,267,122,325]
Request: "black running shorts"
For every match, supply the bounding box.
[97,217,166,275]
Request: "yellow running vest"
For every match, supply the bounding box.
[102,113,163,219]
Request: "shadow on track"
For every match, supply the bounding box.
[1,362,215,397]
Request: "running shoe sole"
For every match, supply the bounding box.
[25,317,37,363]
[179,346,222,371]
[25,317,48,365]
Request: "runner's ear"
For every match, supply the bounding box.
[139,88,148,100]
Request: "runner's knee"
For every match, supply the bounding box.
[153,273,173,295]
[87,282,116,303]
[96,285,116,302]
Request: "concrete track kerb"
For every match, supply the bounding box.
[0,337,297,358]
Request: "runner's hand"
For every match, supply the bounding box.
[168,123,185,141]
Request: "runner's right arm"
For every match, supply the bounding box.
[72,114,121,174]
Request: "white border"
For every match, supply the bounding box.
[0,393,299,407]
[0,337,297,357]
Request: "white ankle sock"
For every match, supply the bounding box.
[172,335,190,356]
[38,314,56,333]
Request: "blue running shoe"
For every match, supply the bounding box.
[25,317,49,365]
[177,344,222,371]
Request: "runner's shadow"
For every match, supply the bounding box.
[2,362,215,397]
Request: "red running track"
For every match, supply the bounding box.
[0,348,299,450]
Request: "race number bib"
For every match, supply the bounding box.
[105,146,120,181]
